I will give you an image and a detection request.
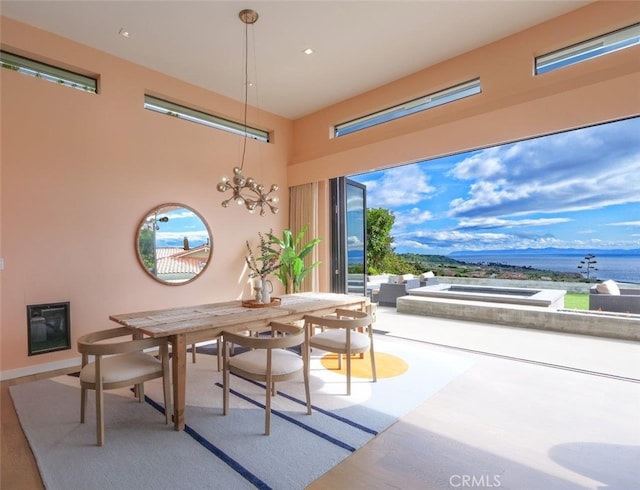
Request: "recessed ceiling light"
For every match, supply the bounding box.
[303,48,314,55]
[118,28,131,38]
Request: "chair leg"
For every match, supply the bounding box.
[346,350,352,396]
[265,358,272,436]
[369,339,377,383]
[136,382,145,402]
[216,338,221,371]
[94,359,105,446]
[96,383,104,446]
[161,344,172,425]
[223,343,230,416]
[304,366,312,415]
[80,387,86,423]
[265,381,272,436]
[191,343,197,363]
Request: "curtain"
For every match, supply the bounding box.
[289,182,319,292]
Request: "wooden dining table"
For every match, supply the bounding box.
[109,292,369,430]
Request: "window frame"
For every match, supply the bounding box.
[334,78,481,138]
[0,50,97,93]
[144,95,270,142]
[535,22,640,75]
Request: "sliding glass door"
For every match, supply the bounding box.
[330,177,367,295]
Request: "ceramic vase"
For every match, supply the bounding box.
[261,278,273,304]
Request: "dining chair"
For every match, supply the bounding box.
[77,326,172,446]
[304,308,376,395]
[191,338,225,370]
[222,321,311,435]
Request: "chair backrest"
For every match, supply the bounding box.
[77,327,166,357]
[304,309,372,330]
[223,322,306,350]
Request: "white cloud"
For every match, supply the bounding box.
[607,221,640,227]
[448,120,640,219]
[456,216,572,230]
[393,207,434,232]
[347,235,363,249]
[365,165,436,207]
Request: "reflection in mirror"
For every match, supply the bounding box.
[136,203,213,285]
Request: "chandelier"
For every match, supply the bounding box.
[217,9,279,216]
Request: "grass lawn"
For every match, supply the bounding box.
[564,293,589,310]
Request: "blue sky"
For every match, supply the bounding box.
[350,116,640,256]
[153,208,210,248]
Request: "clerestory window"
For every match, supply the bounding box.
[334,78,481,137]
[0,50,97,93]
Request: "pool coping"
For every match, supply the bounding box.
[409,284,566,308]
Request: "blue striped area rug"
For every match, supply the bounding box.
[10,337,474,489]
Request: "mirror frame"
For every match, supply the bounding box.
[135,203,213,286]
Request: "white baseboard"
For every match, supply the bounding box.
[0,356,82,382]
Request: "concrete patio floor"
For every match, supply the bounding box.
[313,307,640,489]
[375,306,640,380]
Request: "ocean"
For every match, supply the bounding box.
[449,253,640,284]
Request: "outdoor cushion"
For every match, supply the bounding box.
[229,349,303,376]
[395,274,415,284]
[310,330,371,352]
[419,271,435,281]
[80,352,163,384]
[596,280,621,295]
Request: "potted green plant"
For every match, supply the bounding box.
[267,225,321,294]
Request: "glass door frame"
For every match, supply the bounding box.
[330,177,367,295]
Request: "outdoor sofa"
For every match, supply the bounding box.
[589,280,640,314]
[370,273,438,307]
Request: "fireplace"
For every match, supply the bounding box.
[27,302,70,355]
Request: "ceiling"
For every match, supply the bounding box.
[1,1,593,119]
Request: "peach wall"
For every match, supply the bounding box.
[0,17,290,376]
[289,1,640,185]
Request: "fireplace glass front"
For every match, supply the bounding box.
[27,302,71,355]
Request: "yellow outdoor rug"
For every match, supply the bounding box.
[320,351,409,378]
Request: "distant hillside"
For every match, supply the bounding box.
[449,248,640,257]
[398,253,584,282]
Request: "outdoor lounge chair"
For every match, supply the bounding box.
[589,281,640,314]
[377,278,421,306]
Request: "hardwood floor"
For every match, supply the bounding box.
[1,367,77,490]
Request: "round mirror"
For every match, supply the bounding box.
[135,203,213,285]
